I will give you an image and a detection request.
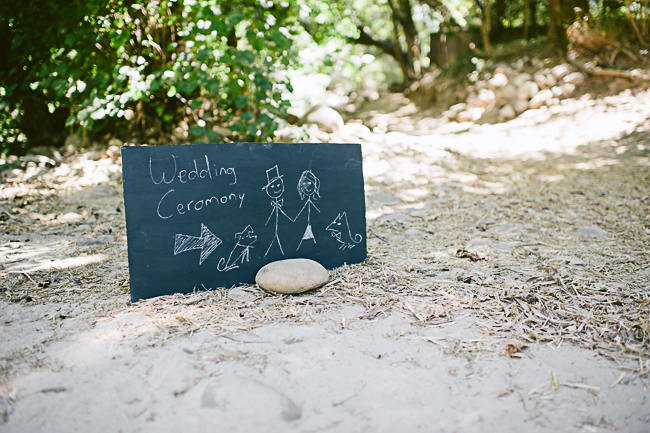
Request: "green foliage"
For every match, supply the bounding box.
[2,0,646,154]
[0,0,100,154]
[590,0,649,42]
[1,0,300,154]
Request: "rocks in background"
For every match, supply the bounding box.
[21,154,57,167]
[512,73,532,87]
[518,81,539,100]
[498,104,516,122]
[488,72,508,89]
[63,135,83,155]
[513,99,529,114]
[529,89,554,109]
[104,145,121,160]
[444,103,467,118]
[107,138,122,148]
[25,146,62,162]
[339,122,373,141]
[302,105,344,133]
[551,64,571,80]
[534,72,555,89]
[563,72,586,85]
[457,107,485,123]
[447,59,591,124]
[560,83,577,97]
[262,58,612,142]
[475,89,496,108]
[499,85,516,100]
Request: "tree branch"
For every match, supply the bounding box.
[347,19,404,59]
[568,57,650,81]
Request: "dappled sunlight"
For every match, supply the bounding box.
[1,159,125,283]
[616,143,647,154]
[400,187,429,202]
[1,148,122,201]
[461,181,509,195]
[356,86,650,210]
[362,157,391,179]
[538,174,565,183]
[1,237,108,273]
[445,172,480,184]
[562,158,623,170]
[354,88,650,162]
[53,157,121,188]
[19,254,107,273]
[366,207,395,222]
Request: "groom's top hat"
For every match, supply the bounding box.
[262,165,284,190]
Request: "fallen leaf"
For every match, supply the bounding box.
[456,249,485,261]
[503,342,528,358]
[497,388,513,398]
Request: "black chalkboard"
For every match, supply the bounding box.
[121,142,367,301]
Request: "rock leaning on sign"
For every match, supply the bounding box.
[255,259,330,294]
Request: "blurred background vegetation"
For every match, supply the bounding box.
[1,0,648,155]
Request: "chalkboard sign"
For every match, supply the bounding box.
[121,142,367,301]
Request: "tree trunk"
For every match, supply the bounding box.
[397,0,419,76]
[387,0,417,83]
[345,0,423,84]
[547,0,565,51]
[531,0,538,36]
[429,32,446,67]
[480,0,493,55]
[493,0,506,37]
[523,0,534,39]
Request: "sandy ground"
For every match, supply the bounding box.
[1,86,649,432]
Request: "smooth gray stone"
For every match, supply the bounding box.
[255,258,329,295]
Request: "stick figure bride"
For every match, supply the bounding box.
[294,169,321,250]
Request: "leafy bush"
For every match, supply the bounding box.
[1,0,299,154]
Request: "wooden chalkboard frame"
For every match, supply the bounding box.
[121,142,367,301]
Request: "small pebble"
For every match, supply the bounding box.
[255,258,329,295]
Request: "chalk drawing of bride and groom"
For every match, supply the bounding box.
[216,165,321,272]
[262,165,322,257]
[262,164,362,257]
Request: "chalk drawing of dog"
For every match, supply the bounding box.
[217,225,257,272]
[326,212,362,251]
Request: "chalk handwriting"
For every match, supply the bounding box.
[326,211,362,251]
[173,223,222,265]
[149,154,237,186]
[157,188,176,219]
[149,154,177,185]
[156,189,245,220]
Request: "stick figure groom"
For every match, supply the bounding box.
[263,165,293,257]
